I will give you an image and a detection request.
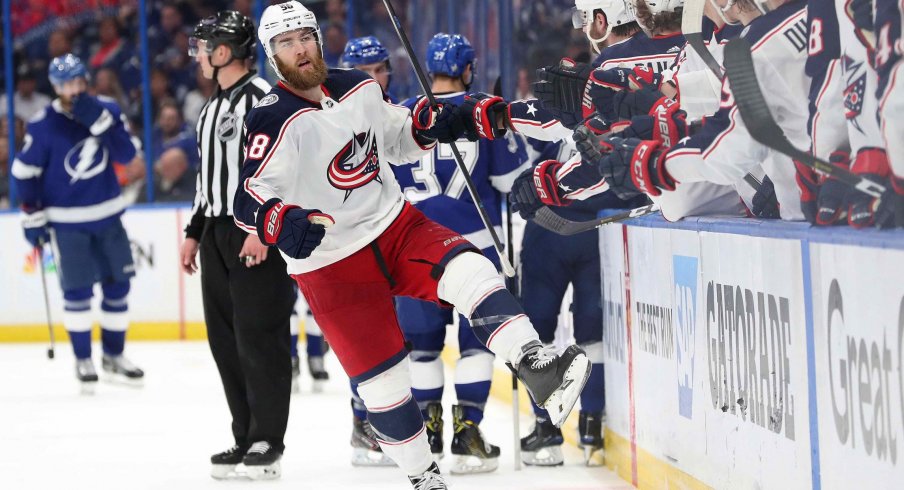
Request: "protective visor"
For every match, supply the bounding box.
[188,37,210,57]
[270,28,319,58]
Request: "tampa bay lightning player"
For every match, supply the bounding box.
[11,54,143,393]
[342,35,394,101]
[392,33,529,474]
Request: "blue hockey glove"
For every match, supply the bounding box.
[412,96,472,144]
[22,209,50,248]
[579,134,675,201]
[846,147,901,229]
[812,151,851,226]
[256,198,329,259]
[588,66,663,120]
[751,175,781,219]
[533,58,593,129]
[71,94,115,135]
[509,159,573,220]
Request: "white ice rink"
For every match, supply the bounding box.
[0,341,631,490]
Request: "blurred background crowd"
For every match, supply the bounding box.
[1,0,588,208]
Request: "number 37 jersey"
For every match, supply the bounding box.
[392,92,529,258]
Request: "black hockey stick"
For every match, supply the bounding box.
[381,0,515,277]
[723,38,887,198]
[533,203,660,236]
[37,239,56,360]
[681,0,765,193]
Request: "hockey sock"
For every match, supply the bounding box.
[63,288,93,359]
[580,364,605,413]
[289,308,299,358]
[454,351,493,424]
[306,333,324,357]
[437,252,541,367]
[409,353,444,418]
[290,334,298,358]
[350,381,367,420]
[358,361,433,476]
[100,281,129,356]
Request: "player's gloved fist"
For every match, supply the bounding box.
[255,198,328,259]
[751,175,781,219]
[794,158,821,224]
[596,137,675,200]
[71,94,114,135]
[461,93,508,140]
[573,122,615,167]
[533,58,593,129]
[848,0,874,33]
[588,66,663,120]
[846,147,899,229]
[509,160,571,219]
[813,151,851,226]
[21,208,50,248]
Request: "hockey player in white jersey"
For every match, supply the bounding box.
[12,54,143,393]
[232,3,592,488]
[566,0,810,221]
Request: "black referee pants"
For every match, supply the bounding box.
[199,218,295,453]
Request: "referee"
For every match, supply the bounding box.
[179,11,295,480]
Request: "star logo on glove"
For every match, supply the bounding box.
[526,103,538,116]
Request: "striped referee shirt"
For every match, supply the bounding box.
[185,70,270,240]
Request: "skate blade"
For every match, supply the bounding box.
[521,447,564,466]
[79,381,98,395]
[544,353,591,427]
[351,448,396,467]
[211,464,250,480]
[450,454,498,474]
[102,372,144,388]
[246,460,281,480]
[583,446,603,466]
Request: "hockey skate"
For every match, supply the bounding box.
[514,343,591,427]
[101,354,144,387]
[291,356,301,394]
[243,441,281,480]
[579,411,604,466]
[350,415,395,467]
[75,358,98,395]
[210,444,248,480]
[449,404,500,474]
[424,402,444,460]
[307,355,329,393]
[521,415,564,466]
[408,462,447,489]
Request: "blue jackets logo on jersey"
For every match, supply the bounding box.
[327,130,382,200]
[841,55,867,134]
[64,137,108,183]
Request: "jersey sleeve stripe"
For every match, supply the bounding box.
[339,78,378,102]
[10,158,43,179]
[701,106,740,160]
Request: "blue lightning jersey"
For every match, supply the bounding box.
[11,97,137,230]
[392,92,529,259]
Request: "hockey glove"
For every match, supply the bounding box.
[71,94,115,135]
[848,0,876,52]
[460,93,508,140]
[22,208,50,248]
[797,151,850,225]
[588,66,663,120]
[533,58,593,129]
[255,198,329,259]
[509,160,572,220]
[750,175,781,219]
[596,137,675,200]
[846,147,902,229]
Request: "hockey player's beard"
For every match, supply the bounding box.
[277,55,328,91]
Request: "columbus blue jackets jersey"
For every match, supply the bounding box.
[392,92,528,256]
[11,97,137,230]
[233,69,432,274]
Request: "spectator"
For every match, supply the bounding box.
[0,66,51,121]
[151,101,197,202]
[322,22,347,68]
[148,2,185,53]
[93,67,131,117]
[90,16,141,92]
[232,0,253,17]
[150,68,175,109]
[156,29,195,103]
[183,65,216,129]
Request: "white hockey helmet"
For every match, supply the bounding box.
[259,1,322,81]
[635,0,685,14]
[572,0,636,50]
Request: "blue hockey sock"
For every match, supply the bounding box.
[580,363,605,413]
[101,329,125,356]
[350,382,367,420]
[290,334,298,358]
[69,330,92,360]
[454,381,491,424]
[306,333,324,357]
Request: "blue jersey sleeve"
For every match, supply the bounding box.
[11,117,51,208]
[96,99,137,163]
[487,133,528,193]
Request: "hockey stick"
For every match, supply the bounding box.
[533,203,660,236]
[681,0,765,193]
[381,0,516,278]
[723,38,887,198]
[503,200,522,470]
[36,240,55,359]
